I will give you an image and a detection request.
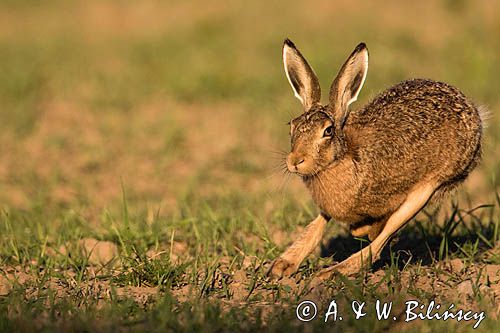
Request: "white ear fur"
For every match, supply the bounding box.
[283,44,304,104]
[329,43,369,127]
[343,48,368,107]
[282,39,321,110]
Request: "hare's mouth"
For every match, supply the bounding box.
[287,162,323,177]
[286,153,327,177]
[299,168,324,178]
[286,155,315,175]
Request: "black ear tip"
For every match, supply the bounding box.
[284,38,296,48]
[356,42,367,51]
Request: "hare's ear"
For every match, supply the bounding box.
[328,43,368,128]
[283,39,321,110]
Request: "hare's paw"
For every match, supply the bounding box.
[268,257,299,279]
[317,257,363,279]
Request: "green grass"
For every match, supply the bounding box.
[1,190,498,332]
[0,1,499,332]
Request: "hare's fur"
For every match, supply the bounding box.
[270,40,483,278]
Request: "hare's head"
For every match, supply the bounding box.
[283,39,368,176]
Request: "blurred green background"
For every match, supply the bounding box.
[0,0,498,218]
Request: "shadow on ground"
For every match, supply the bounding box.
[319,219,496,270]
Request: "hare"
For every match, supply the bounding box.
[270,39,483,278]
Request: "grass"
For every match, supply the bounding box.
[1,190,498,332]
[0,1,499,332]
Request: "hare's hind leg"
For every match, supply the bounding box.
[368,219,387,241]
[318,181,438,278]
[269,213,330,279]
[350,219,387,241]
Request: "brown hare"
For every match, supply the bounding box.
[270,39,483,278]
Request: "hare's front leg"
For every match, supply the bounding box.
[269,213,330,278]
[318,181,438,278]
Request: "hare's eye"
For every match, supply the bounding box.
[323,126,333,137]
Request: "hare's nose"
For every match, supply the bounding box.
[286,154,306,172]
[295,158,305,165]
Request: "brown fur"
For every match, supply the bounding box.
[303,79,482,227]
[270,40,483,278]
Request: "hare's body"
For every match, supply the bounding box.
[305,79,482,227]
[269,40,483,278]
